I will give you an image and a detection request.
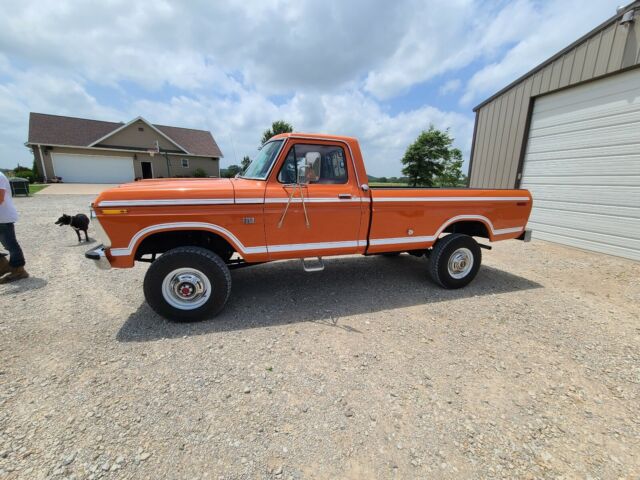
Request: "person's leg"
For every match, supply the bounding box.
[0,223,25,267]
[0,223,28,283]
[0,253,9,276]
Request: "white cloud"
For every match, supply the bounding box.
[130,89,474,176]
[439,79,462,96]
[460,0,622,106]
[0,0,625,176]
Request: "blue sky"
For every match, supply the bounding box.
[0,0,623,176]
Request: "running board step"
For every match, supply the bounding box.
[301,257,325,272]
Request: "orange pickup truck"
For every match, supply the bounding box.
[87,133,532,321]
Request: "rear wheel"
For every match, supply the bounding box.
[144,246,231,321]
[428,234,481,289]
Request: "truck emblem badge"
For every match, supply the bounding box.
[242,217,256,224]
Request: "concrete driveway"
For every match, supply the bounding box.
[36,183,119,195]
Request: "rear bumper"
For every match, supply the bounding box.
[517,229,532,242]
[85,244,111,270]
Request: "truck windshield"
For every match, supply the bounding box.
[240,140,284,180]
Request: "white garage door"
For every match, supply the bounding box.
[52,153,135,184]
[521,68,640,261]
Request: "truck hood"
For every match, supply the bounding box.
[94,178,235,206]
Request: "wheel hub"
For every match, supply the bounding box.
[447,248,474,279]
[161,268,212,310]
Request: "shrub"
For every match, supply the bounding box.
[193,168,207,178]
[13,166,36,183]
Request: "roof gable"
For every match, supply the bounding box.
[27,112,223,158]
[88,116,189,153]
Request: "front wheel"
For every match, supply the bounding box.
[428,234,481,289]
[143,247,231,321]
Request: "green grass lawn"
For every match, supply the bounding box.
[28,184,49,194]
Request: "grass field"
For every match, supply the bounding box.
[369,182,409,187]
[28,184,49,194]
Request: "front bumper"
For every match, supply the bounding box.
[85,244,111,270]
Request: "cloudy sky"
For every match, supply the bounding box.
[0,0,622,176]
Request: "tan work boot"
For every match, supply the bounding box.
[0,266,29,284]
[0,256,10,277]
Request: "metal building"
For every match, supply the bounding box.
[468,2,640,260]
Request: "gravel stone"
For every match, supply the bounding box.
[1,194,639,478]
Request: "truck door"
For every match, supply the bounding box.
[264,140,364,259]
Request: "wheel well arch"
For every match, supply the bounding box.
[134,229,236,260]
[440,220,490,240]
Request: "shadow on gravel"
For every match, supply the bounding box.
[0,277,48,295]
[117,255,542,342]
[65,238,97,247]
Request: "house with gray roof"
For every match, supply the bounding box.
[26,113,223,183]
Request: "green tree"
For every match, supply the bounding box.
[261,120,293,145]
[433,155,465,187]
[222,164,243,178]
[241,155,251,171]
[401,126,464,187]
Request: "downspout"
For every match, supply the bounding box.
[163,149,171,177]
[37,145,48,182]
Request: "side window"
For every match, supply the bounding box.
[277,144,348,184]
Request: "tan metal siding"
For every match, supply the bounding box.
[540,64,553,93]
[581,32,602,80]
[570,43,588,83]
[559,50,575,88]
[549,59,563,91]
[500,83,525,187]
[487,95,509,187]
[469,4,640,189]
[607,23,627,72]
[494,89,517,187]
[594,25,616,76]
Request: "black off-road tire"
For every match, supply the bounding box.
[428,234,481,289]
[143,246,231,322]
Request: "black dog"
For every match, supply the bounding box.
[56,214,90,242]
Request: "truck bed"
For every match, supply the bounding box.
[366,187,532,253]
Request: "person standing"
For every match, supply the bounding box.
[0,171,29,283]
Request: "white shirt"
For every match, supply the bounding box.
[0,172,19,223]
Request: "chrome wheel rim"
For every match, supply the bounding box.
[161,268,212,310]
[447,248,473,279]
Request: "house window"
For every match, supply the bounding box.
[181,158,189,168]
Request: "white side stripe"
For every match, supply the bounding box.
[369,235,435,246]
[264,197,363,204]
[98,197,366,207]
[268,240,359,253]
[98,198,233,207]
[372,196,529,202]
[99,195,525,207]
[109,222,267,257]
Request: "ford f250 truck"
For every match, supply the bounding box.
[87,133,532,321]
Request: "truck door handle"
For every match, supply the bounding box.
[338,194,352,199]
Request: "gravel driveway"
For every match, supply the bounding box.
[1,194,639,479]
